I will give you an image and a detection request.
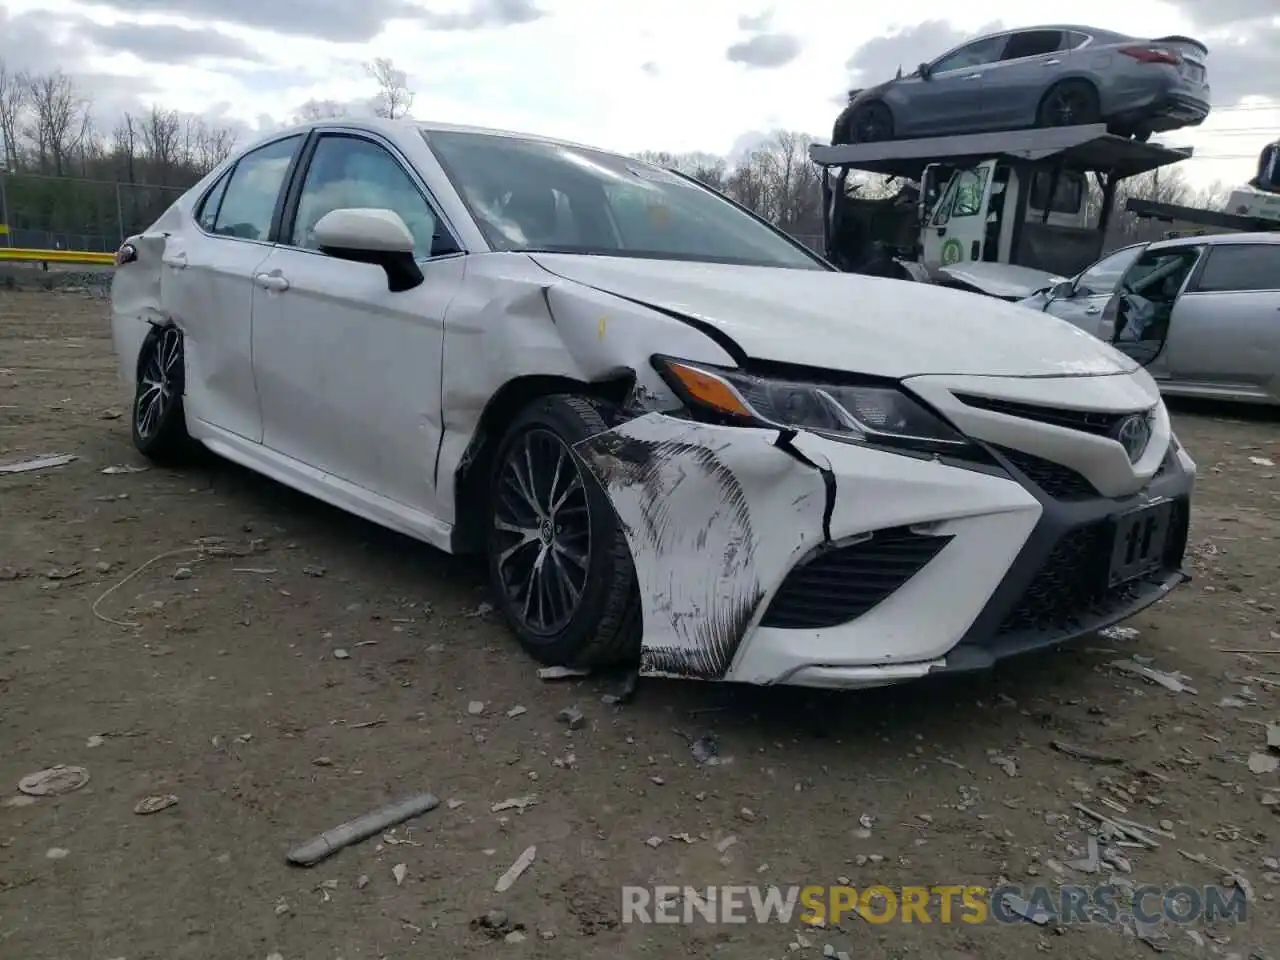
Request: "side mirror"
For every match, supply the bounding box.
[1047,280,1075,300]
[918,62,933,81]
[314,207,424,293]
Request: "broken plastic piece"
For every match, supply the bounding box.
[134,794,179,815]
[18,765,90,796]
[286,792,440,867]
[495,844,537,892]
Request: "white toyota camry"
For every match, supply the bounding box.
[110,118,1195,689]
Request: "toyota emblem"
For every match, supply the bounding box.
[1113,413,1152,463]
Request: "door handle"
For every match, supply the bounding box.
[1044,59,1061,65]
[1086,305,1101,315]
[162,253,187,269]
[254,273,290,292]
[963,73,983,80]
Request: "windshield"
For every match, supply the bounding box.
[422,129,828,270]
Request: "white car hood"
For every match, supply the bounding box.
[936,262,1066,300]
[530,254,1135,379]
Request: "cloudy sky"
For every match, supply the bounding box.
[0,0,1276,187]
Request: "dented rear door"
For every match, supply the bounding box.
[168,133,306,444]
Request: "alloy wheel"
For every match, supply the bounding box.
[492,428,593,636]
[135,327,181,440]
[855,110,888,142]
[1045,89,1090,126]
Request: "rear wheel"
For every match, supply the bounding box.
[131,325,191,462]
[1036,81,1101,128]
[485,395,641,669]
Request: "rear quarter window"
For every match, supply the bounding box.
[1192,244,1280,293]
[196,170,232,232]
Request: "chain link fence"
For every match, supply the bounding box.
[0,173,185,252]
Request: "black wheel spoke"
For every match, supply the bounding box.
[493,427,593,637]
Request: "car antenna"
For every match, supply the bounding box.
[895,65,903,79]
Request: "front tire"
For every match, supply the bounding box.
[485,395,641,669]
[131,324,191,462]
[846,102,894,143]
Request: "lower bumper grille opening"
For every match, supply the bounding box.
[759,527,953,630]
[997,498,1190,638]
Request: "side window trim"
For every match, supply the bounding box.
[266,133,314,245]
[932,178,958,225]
[277,129,465,260]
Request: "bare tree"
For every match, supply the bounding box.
[294,98,352,123]
[634,150,729,191]
[0,59,27,170]
[74,111,103,174]
[191,120,236,173]
[24,70,90,175]
[139,105,182,183]
[366,58,414,119]
[1190,179,1231,211]
[111,112,139,182]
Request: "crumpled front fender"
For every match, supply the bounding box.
[574,414,832,680]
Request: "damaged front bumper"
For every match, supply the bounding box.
[574,413,1193,690]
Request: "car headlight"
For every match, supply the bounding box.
[652,356,969,453]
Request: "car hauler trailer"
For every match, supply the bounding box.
[809,124,1195,294]
[1125,138,1280,234]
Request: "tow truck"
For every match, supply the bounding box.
[809,124,1196,298]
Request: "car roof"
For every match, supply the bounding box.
[1146,231,1280,252]
[957,24,1130,47]
[243,116,622,161]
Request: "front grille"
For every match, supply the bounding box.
[956,394,1144,438]
[996,498,1190,637]
[995,446,1098,500]
[759,528,953,630]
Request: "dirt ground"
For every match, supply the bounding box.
[2,290,1278,960]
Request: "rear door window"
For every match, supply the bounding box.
[1001,30,1065,60]
[1191,243,1280,293]
[196,170,232,232]
[211,135,303,242]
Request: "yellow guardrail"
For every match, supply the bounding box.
[0,247,116,265]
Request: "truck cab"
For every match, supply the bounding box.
[810,124,1196,292]
[918,161,1088,271]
